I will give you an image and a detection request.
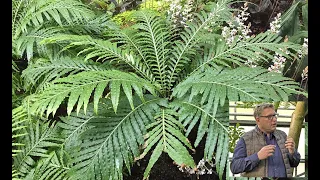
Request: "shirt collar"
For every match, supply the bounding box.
[255,125,275,139]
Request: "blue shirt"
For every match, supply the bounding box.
[230,132,301,177]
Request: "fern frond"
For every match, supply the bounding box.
[194,32,302,72]
[62,13,117,35]
[130,10,172,90]
[16,26,63,60]
[107,28,156,83]
[29,70,160,117]
[171,98,229,179]
[60,96,166,180]
[12,165,22,180]
[22,57,112,92]
[18,0,95,34]
[13,121,64,177]
[141,109,196,179]
[24,150,71,180]
[167,0,233,88]
[41,34,153,81]
[173,66,307,113]
[12,106,29,157]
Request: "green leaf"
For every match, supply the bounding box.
[58,96,165,180]
[13,121,63,177]
[29,70,159,117]
[142,109,196,179]
[173,66,307,107]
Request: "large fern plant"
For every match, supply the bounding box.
[13,0,307,179]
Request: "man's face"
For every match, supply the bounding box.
[256,107,278,133]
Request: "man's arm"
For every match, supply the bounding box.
[288,149,301,167]
[230,137,260,174]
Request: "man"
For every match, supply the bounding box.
[230,103,301,177]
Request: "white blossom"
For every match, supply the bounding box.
[269,13,281,33]
[221,2,251,46]
[177,158,214,176]
[268,49,287,73]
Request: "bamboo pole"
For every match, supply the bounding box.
[288,101,306,149]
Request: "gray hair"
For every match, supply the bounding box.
[253,103,274,118]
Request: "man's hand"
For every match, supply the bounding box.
[285,137,295,154]
[257,145,276,160]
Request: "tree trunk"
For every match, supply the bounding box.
[288,101,306,149]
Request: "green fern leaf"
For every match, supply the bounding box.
[12,165,22,180]
[13,121,64,177]
[19,0,94,34]
[22,57,111,92]
[41,34,153,82]
[58,96,166,180]
[16,26,63,60]
[130,10,172,90]
[141,109,196,179]
[24,150,71,180]
[107,28,156,83]
[12,106,29,157]
[171,99,229,179]
[173,66,307,109]
[29,70,159,117]
[193,32,302,72]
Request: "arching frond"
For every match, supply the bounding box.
[16,26,63,60]
[58,96,167,180]
[129,10,172,90]
[193,32,302,72]
[173,66,307,114]
[41,35,153,82]
[171,99,229,180]
[167,0,233,89]
[24,150,71,180]
[29,70,160,117]
[13,121,64,177]
[107,28,156,83]
[22,57,113,92]
[17,0,95,36]
[140,109,196,179]
[61,13,117,35]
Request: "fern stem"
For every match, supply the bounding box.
[161,109,166,151]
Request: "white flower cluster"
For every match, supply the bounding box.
[298,38,308,58]
[177,159,214,175]
[167,0,194,28]
[269,13,281,34]
[268,48,289,73]
[221,2,252,46]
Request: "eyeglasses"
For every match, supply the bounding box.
[259,113,279,120]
